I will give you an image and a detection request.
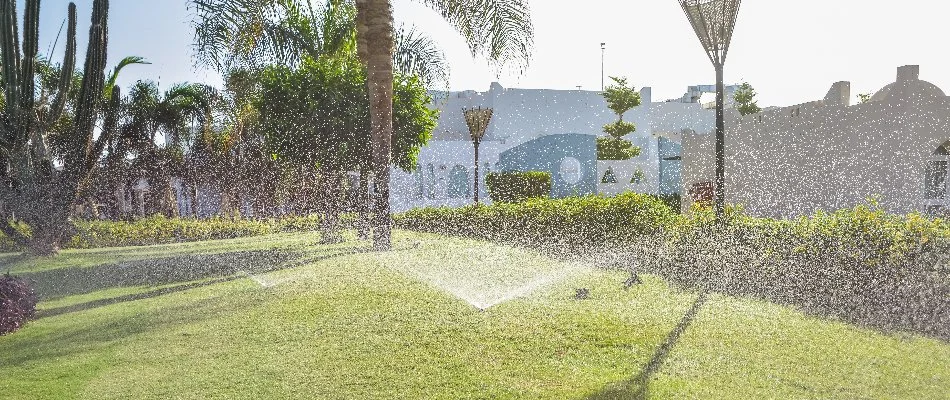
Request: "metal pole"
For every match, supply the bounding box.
[473,141,480,204]
[714,64,726,222]
[600,43,606,91]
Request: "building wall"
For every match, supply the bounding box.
[393,83,721,211]
[682,65,950,218]
[495,133,598,198]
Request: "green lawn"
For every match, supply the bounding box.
[0,231,947,399]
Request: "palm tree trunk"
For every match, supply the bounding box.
[355,0,395,250]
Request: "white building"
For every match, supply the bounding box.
[682,65,950,218]
[390,82,733,212]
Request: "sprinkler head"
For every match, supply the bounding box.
[575,288,590,300]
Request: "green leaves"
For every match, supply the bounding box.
[596,137,640,161]
[485,171,552,203]
[733,81,761,116]
[599,76,642,160]
[602,76,641,117]
[256,56,435,173]
[104,56,151,100]
[416,0,534,73]
[602,120,636,140]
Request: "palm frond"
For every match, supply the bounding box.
[394,25,449,91]
[415,0,534,73]
[105,56,151,100]
[190,0,313,70]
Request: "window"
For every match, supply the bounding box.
[924,161,948,199]
[447,165,470,199]
[925,141,950,202]
[601,167,618,184]
[559,157,582,184]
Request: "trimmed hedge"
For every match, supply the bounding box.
[0,273,37,336]
[657,205,950,339]
[485,171,552,204]
[0,215,330,252]
[394,192,678,251]
[395,197,950,339]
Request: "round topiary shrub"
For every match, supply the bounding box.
[0,273,38,336]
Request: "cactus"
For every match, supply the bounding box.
[0,0,118,254]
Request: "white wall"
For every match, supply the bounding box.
[682,65,950,218]
[393,83,723,210]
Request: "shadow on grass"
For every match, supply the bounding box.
[584,292,709,400]
[36,275,245,319]
[1,244,387,366]
[0,253,28,270]
[32,246,386,319]
[0,291,261,367]
[18,249,306,300]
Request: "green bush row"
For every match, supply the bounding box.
[0,215,328,252]
[658,204,950,338]
[485,171,553,204]
[395,196,950,338]
[394,192,678,251]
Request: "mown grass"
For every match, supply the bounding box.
[0,231,947,399]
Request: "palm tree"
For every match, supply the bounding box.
[191,0,451,89]
[355,0,533,249]
[192,0,534,249]
[109,81,213,218]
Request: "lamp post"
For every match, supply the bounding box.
[678,0,742,224]
[464,107,494,204]
[600,42,606,91]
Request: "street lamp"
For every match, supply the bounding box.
[678,0,742,223]
[600,43,606,91]
[464,107,494,204]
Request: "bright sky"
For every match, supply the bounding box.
[32,0,950,107]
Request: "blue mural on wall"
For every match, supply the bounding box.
[496,133,597,198]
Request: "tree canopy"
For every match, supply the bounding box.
[598,76,641,161]
[733,82,761,116]
[256,56,435,173]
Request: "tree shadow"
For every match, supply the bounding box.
[584,292,709,400]
[18,249,306,300]
[0,293,260,366]
[0,252,28,270]
[36,275,245,319]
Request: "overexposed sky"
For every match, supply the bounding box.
[32,0,950,107]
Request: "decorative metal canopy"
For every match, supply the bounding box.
[679,0,742,67]
[464,107,494,144]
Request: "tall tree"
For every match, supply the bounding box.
[114,81,212,217]
[597,76,642,161]
[354,0,533,249]
[192,0,534,249]
[257,55,435,242]
[190,0,449,89]
[0,0,116,255]
[733,81,761,116]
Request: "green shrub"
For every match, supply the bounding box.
[655,194,681,213]
[485,171,553,204]
[394,192,678,251]
[397,196,950,338]
[657,204,950,339]
[0,273,37,336]
[0,215,326,252]
[597,137,641,160]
